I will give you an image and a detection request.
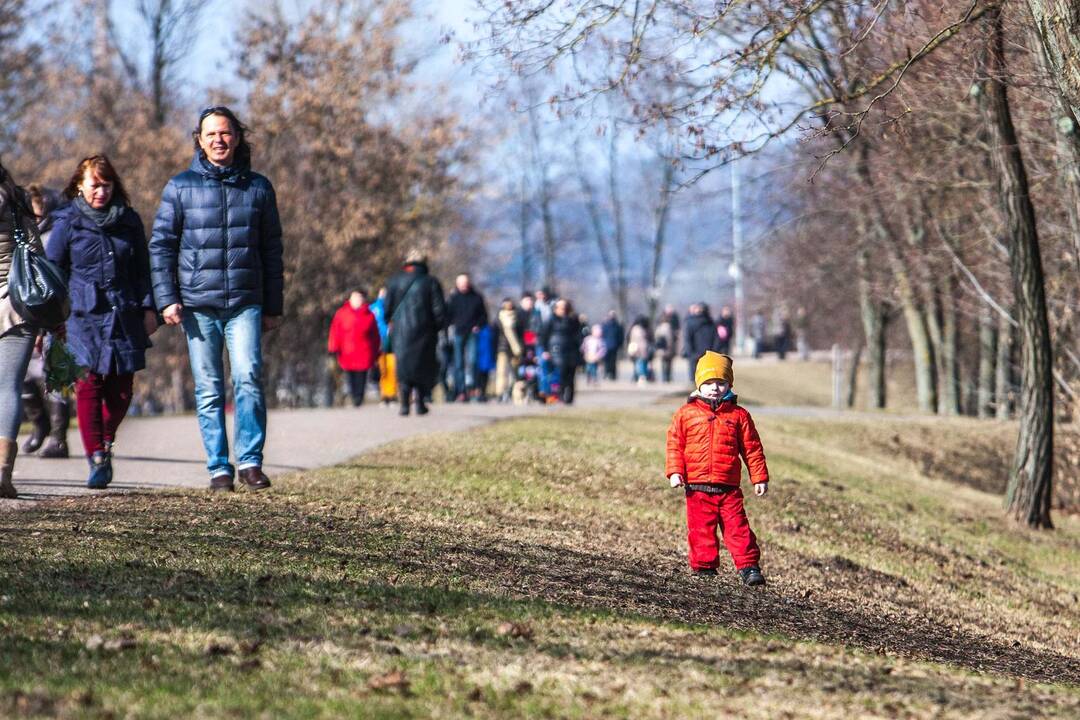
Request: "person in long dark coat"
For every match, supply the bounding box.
[541,298,583,405]
[47,155,157,489]
[683,302,722,384]
[384,252,446,416]
[600,310,624,381]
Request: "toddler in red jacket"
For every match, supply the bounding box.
[666,351,769,586]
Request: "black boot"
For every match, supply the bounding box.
[738,566,766,587]
[398,385,411,416]
[416,392,429,416]
[20,381,49,454]
[38,395,70,459]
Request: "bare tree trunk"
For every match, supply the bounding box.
[889,249,938,413]
[846,344,864,409]
[940,274,961,416]
[996,309,1015,420]
[517,173,532,293]
[527,104,557,291]
[981,12,1054,528]
[856,244,888,409]
[608,124,628,319]
[854,150,935,412]
[923,286,946,413]
[1027,0,1080,121]
[978,304,997,419]
[646,160,675,324]
[575,139,627,320]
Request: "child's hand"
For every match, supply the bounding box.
[669,474,684,488]
[754,483,768,497]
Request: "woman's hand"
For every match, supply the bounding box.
[163,303,183,326]
[669,473,684,488]
[143,310,159,337]
[754,482,768,497]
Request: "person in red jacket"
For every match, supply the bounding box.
[666,351,769,586]
[328,289,382,406]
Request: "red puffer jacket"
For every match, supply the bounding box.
[666,396,769,486]
[327,302,381,372]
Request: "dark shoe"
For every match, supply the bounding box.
[238,467,271,491]
[691,568,718,577]
[21,425,47,454]
[415,397,429,415]
[739,566,766,587]
[86,452,111,489]
[38,437,69,459]
[210,474,235,492]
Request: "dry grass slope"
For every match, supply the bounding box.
[1,365,1078,718]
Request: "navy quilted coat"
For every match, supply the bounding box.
[149,152,284,316]
[46,203,154,375]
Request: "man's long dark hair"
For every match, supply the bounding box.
[192,106,253,166]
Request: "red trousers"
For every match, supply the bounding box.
[686,487,761,570]
[75,372,134,457]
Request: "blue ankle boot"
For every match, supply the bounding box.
[87,451,111,489]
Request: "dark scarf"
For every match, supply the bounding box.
[74,195,124,229]
[195,150,249,181]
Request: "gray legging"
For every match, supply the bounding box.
[0,326,35,440]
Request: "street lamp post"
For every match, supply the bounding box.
[729,162,746,356]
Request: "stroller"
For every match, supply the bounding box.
[513,336,541,405]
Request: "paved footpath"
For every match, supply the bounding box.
[4,381,678,504]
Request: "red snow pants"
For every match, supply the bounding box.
[685,487,761,570]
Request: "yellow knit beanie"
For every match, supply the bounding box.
[695,351,734,388]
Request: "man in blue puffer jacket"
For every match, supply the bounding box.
[150,106,284,492]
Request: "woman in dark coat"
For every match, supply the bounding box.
[384,252,446,416]
[541,298,583,405]
[47,156,157,488]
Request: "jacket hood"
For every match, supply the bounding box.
[341,301,373,316]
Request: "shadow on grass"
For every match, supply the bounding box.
[1,495,1077,692]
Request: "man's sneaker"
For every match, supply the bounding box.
[238,467,272,491]
[739,566,766,587]
[691,568,718,578]
[210,474,235,492]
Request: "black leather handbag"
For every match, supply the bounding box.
[7,202,70,328]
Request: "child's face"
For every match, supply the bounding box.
[698,380,730,400]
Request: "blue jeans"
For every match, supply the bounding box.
[452,332,477,397]
[182,305,266,478]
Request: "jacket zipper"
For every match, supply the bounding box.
[221,182,230,306]
[707,408,715,480]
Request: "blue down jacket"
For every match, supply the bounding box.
[149,152,284,316]
[46,203,154,375]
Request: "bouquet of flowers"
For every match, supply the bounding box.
[44,334,84,393]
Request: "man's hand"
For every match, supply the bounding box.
[262,315,283,332]
[143,310,159,337]
[669,473,684,488]
[754,482,768,497]
[163,304,183,326]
